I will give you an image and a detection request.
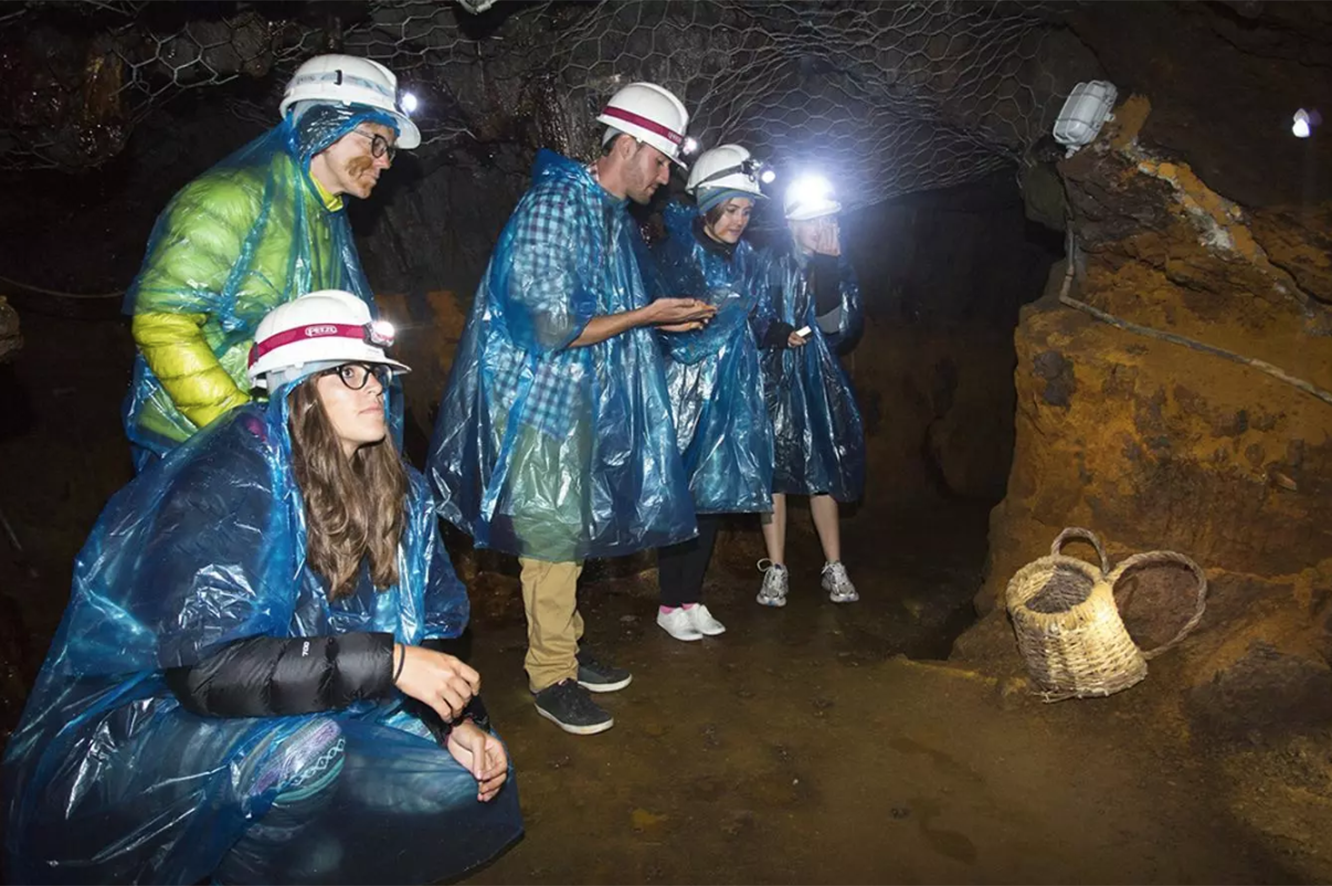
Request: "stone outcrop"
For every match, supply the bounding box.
[951,86,1332,876]
[963,92,1332,746]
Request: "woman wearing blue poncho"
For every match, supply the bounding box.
[647,145,775,642]
[754,175,866,608]
[122,54,418,471]
[3,291,522,885]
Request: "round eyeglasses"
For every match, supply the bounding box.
[319,362,392,391]
[352,129,397,162]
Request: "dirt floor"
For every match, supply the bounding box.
[459,508,1296,885]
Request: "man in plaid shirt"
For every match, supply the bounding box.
[429,82,716,735]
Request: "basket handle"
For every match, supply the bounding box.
[1105,550,1208,660]
[1050,527,1110,576]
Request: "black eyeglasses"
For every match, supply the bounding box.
[352,129,397,162]
[319,362,392,391]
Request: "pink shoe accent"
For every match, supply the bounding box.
[682,603,697,610]
[660,605,679,615]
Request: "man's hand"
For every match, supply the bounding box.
[787,330,809,347]
[648,297,717,328]
[394,645,481,721]
[446,720,509,802]
[571,298,716,347]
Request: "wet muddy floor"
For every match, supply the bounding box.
[460,506,1293,884]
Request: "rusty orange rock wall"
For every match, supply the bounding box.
[372,289,471,461]
[971,96,1332,736]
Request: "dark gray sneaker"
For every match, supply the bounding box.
[534,679,614,735]
[576,650,633,693]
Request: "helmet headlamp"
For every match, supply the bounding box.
[365,319,396,348]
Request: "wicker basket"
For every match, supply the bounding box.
[1005,528,1208,702]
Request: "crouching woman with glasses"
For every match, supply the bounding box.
[2,291,522,885]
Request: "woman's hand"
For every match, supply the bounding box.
[394,644,480,721]
[446,720,509,802]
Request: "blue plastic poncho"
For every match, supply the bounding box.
[3,375,522,885]
[428,149,696,563]
[122,105,399,472]
[756,243,866,502]
[646,201,772,514]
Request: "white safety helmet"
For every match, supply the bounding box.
[279,54,421,150]
[247,290,410,390]
[686,144,771,200]
[596,82,690,167]
[783,174,842,222]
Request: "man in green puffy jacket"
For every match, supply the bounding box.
[123,54,420,469]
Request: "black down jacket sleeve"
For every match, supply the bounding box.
[165,631,396,717]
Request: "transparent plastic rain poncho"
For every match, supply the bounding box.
[2,374,522,885]
[121,104,397,471]
[428,149,696,562]
[756,241,866,502]
[644,201,773,514]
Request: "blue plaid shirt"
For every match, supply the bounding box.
[483,163,637,438]
[429,149,697,561]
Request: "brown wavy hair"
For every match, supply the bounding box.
[288,376,408,602]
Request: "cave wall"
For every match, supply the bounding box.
[946,7,1332,866]
[954,92,1332,878]
[954,0,1332,727]
[843,173,1059,505]
[972,89,1332,695]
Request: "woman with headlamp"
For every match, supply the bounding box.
[753,174,866,608]
[646,144,775,641]
[3,291,523,885]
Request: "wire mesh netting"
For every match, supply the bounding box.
[0,1,1085,209]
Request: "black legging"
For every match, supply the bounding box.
[657,514,722,607]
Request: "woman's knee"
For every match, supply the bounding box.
[251,718,347,801]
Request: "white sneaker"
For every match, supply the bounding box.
[658,607,704,641]
[821,561,859,603]
[756,559,789,608]
[687,603,726,636]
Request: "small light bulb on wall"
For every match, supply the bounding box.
[760,169,776,184]
[401,92,419,115]
[1292,109,1312,139]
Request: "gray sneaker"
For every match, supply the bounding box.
[821,560,859,603]
[756,559,789,608]
[576,650,633,692]
[534,678,615,735]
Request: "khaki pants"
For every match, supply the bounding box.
[519,557,585,693]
